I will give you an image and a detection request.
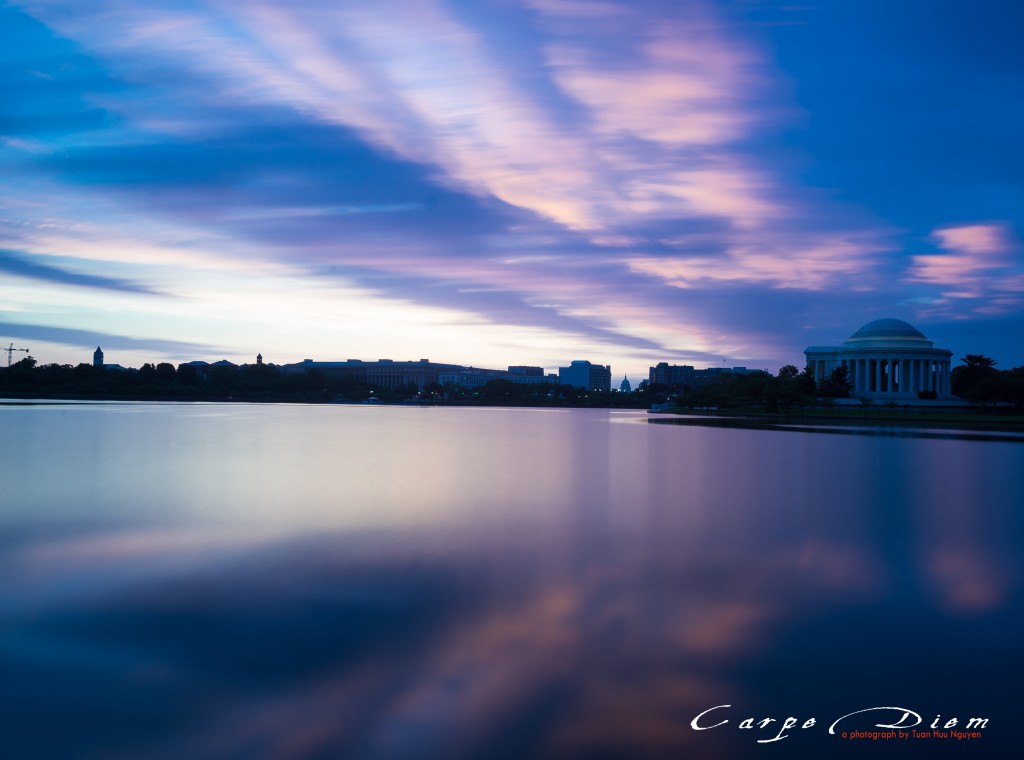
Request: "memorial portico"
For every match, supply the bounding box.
[804,318,953,400]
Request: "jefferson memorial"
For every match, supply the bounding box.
[804,318,953,400]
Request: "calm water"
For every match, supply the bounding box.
[2,402,1022,759]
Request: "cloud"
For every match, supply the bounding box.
[0,321,219,356]
[19,0,871,236]
[9,1,1017,371]
[933,223,1016,256]
[626,229,890,291]
[906,222,1023,313]
[0,249,162,294]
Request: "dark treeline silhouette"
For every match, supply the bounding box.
[656,365,815,411]
[657,355,1024,411]
[0,357,648,406]
[0,358,375,403]
[951,354,1024,407]
[425,379,647,408]
[3,353,1021,409]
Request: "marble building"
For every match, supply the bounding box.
[804,318,953,400]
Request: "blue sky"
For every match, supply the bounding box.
[2,0,1022,378]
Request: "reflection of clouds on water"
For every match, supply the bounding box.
[924,548,1009,614]
[2,525,929,758]
[3,406,1023,757]
[904,439,1021,614]
[792,542,885,596]
[1,528,278,613]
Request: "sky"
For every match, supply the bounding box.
[2,0,1022,379]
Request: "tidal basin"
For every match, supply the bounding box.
[2,402,1022,759]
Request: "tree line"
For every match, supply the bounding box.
[640,356,1024,411]
[0,358,371,402]
[0,358,649,406]
[950,354,1024,407]
[1,354,1021,409]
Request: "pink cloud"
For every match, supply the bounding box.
[22,0,809,237]
[933,223,1014,255]
[10,0,911,366]
[907,222,1023,313]
[627,230,888,291]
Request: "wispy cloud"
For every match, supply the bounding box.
[0,321,218,356]
[0,249,162,294]
[907,222,1023,315]
[6,1,1022,369]
[626,230,890,291]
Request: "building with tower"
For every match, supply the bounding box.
[93,346,104,367]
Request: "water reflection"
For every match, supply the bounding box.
[1,404,1022,758]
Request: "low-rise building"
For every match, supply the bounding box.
[280,359,466,391]
[648,363,757,388]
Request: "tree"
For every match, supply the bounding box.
[952,354,998,399]
[480,379,524,402]
[797,365,816,396]
[963,354,996,367]
[964,365,1024,408]
[177,363,200,387]
[769,366,805,410]
[818,365,852,398]
[156,362,177,382]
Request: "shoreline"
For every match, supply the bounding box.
[650,406,1024,433]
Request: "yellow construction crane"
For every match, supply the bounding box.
[4,343,29,366]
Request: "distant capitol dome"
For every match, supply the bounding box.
[804,318,952,400]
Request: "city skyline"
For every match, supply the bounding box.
[2,1,1023,381]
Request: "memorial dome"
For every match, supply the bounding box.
[805,317,952,399]
[843,318,932,348]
